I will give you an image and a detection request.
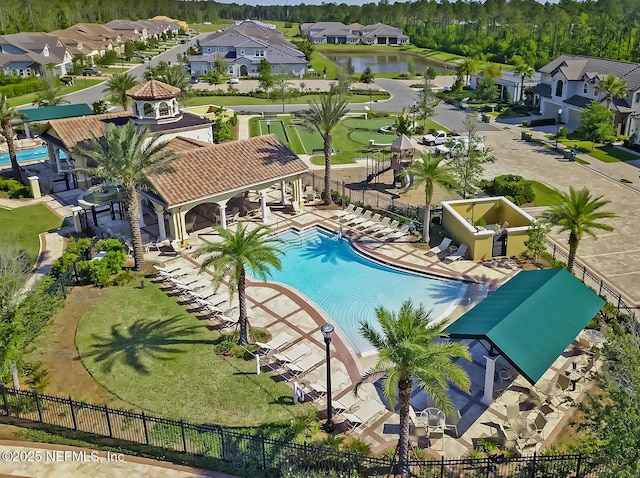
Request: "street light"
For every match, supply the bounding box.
[320,323,335,433]
[555,108,563,150]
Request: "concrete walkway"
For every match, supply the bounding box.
[0,441,235,477]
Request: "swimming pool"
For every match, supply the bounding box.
[266,228,469,355]
[0,146,66,166]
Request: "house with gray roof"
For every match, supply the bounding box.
[300,22,408,45]
[534,55,640,135]
[0,32,72,77]
[189,21,306,78]
[470,69,542,105]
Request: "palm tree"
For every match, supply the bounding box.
[457,57,478,87]
[301,91,348,205]
[0,95,26,180]
[161,65,192,107]
[541,187,617,273]
[482,62,502,81]
[104,73,138,110]
[514,60,535,104]
[595,74,630,110]
[356,299,470,476]
[194,223,283,345]
[73,121,176,271]
[401,154,458,244]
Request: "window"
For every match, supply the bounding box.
[158,102,170,117]
[255,49,265,57]
[583,83,588,95]
[228,67,233,74]
[143,103,153,116]
[240,50,244,56]
[636,93,640,103]
[555,79,564,97]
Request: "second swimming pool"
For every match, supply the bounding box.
[266,228,470,355]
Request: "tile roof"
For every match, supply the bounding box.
[41,111,133,150]
[163,136,212,153]
[540,55,640,90]
[126,80,180,100]
[148,135,308,208]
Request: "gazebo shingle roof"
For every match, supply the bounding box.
[148,135,308,208]
[126,80,181,100]
[40,111,133,149]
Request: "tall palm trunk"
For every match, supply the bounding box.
[121,185,145,271]
[567,232,579,274]
[323,133,333,205]
[2,121,20,180]
[520,75,525,104]
[237,268,249,345]
[398,378,413,476]
[421,202,431,244]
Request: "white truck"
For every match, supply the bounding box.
[422,130,450,146]
[435,136,486,157]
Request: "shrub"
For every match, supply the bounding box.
[66,237,93,256]
[13,276,63,342]
[528,118,558,127]
[414,125,425,135]
[50,252,79,278]
[113,270,135,286]
[489,175,535,205]
[558,126,569,138]
[0,178,31,198]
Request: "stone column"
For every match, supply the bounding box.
[154,204,167,241]
[55,149,62,173]
[216,199,229,230]
[168,209,187,244]
[280,180,288,205]
[27,176,41,199]
[260,192,269,224]
[482,355,498,405]
[71,206,83,233]
[24,122,31,139]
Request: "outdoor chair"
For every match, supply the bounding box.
[556,374,573,394]
[385,225,410,241]
[358,213,381,230]
[271,343,312,369]
[366,217,390,233]
[499,422,518,450]
[348,210,372,227]
[444,244,468,263]
[334,204,355,219]
[144,240,162,253]
[427,238,452,256]
[342,399,385,433]
[284,351,324,380]
[533,411,548,438]
[334,390,368,416]
[340,207,363,223]
[255,332,294,356]
[427,427,444,450]
[504,403,519,426]
[376,220,400,237]
[445,410,462,438]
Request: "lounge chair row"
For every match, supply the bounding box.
[335,205,410,241]
[427,237,468,263]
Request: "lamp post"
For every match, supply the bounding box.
[412,101,417,132]
[320,323,335,432]
[266,119,271,134]
[555,107,563,150]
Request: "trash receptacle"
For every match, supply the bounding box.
[482,114,490,123]
[569,150,577,161]
[563,148,572,159]
[521,131,528,140]
[524,132,533,142]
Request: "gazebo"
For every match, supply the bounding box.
[390,133,420,172]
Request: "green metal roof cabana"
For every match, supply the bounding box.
[445,269,605,386]
[21,104,94,123]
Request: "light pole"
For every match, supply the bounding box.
[412,101,417,132]
[555,107,563,150]
[266,119,271,134]
[320,323,335,432]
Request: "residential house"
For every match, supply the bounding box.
[52,23,125,58]
[189,21,307,77]
[104,20,147,42]
[0,32,73,77]
[149,15,188,32]
[533,55,640,135]
[137,19,182,39]
[300,22,409,45]
[470,70,542,104]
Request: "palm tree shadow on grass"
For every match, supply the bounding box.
[82,317,216,375]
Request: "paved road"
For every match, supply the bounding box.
[58,34,209,107]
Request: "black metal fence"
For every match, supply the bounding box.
[547,241,637,319]
[0,387,605,477]
[45,238,97,299]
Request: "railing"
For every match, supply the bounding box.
[0,387,605,478]
[547,240,637,318]
[45,238,98,299]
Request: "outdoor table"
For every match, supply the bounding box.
[512,417,537,439]
[420,408,445,431]
[583,329,605,345]
[536,380,562,401]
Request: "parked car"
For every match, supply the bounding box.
[422,130,450,146]
[190,76,199,84]
[228,78,240,84]
[82,67,102,76]
[435,136,485,157]
[133,52,147,59]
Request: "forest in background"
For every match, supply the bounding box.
[0,0,637,67]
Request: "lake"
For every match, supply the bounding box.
[324,52,448,74]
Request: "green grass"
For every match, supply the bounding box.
[309,51,340,79]
[549,137,640,163]
[350,130,397,145]
[310,152,357,165]
[528,181,564,206]
[186,93,382,107]
[7,79,103,107]
[258,119,289,144]
[0,204,63,263]
[341,118,394,130]
[191,22,236,33]
[75,283,314,427]
[99,66,130,74]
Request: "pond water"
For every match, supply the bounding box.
[325,52,448,74]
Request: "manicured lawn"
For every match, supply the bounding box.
[75,283,314,427]
[7,79,103,107]
[187,93,381,107]
[309,51,340,79]
[528,181,564,206]
[342,118,394,130]
[310,152,357,165]
[552,137,640,163]
[192,22,236,33]
[350,130,397,145]
[258,119,290,144]
[290,123,324,153]
[0,204,63,264]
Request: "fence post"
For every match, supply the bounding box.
[73,263,79,283]
[219,427,226,460]
[0,387,8,416]
[576,454,582,477]
[260,433,267,470]
[440,455,445,478]
[33,391,43,423]
[68,396,77,430]
[617,295,622,309]
[599,280,603,295]
[529,451,537,478]
[582,267,586,283]
[485,454,491,478]
[180,419,187,452]
[104,405,113,438]
[552,244,557,260]
[141,411,149,444]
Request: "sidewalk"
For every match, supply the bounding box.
[0,441,236,478]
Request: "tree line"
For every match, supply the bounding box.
[1,0,640,68]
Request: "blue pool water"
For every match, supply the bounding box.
[266,228,468,355]
[0,146,66,166]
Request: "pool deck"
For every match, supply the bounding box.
[143,205,594,458]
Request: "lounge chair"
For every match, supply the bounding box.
[291,201,303,214]
[334,390,368,415]
[427,238,452,256]
[271,343,312,367]
[255,332,294,355]
[385,225,409,241]
[358,213,381,230]
[443,244,468,263]
[376,220,400,237]
[366,217,390,233]
[284,351,324,380]
[334,204,355,219]
[342,399,385,432]
[340,207,363,223]
[445,410,462,437]
[348,210,372,226]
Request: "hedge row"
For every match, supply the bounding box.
[0,78,41,98]
[0,178,31,198]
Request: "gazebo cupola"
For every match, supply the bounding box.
[126,80,182,125]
